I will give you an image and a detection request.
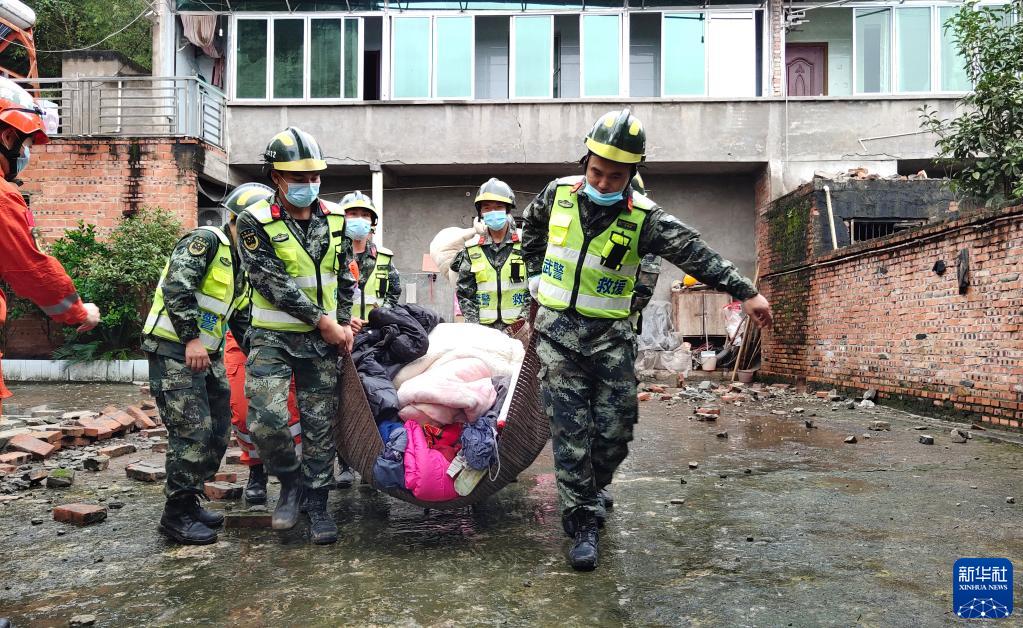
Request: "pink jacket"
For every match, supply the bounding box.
[403,419,458,502]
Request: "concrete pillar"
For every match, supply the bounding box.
[371,164,384,246]
[151,0,176,77]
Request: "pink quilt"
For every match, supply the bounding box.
[397,357,496,426]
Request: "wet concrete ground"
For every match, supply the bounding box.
[2,382,1022,627]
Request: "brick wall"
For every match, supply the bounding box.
[760,200,1023,430]
[20,137,209,243]
[769,0,785,96]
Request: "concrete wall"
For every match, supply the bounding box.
[227,97,959,173]
[318,171,756,317]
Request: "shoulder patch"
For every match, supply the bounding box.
[558,199,574,208]
[187,237,209,256]
[219,256,232,266]
[241,230,259,251]
[271,232,290,243]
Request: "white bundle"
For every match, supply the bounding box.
[429,220,486,286]
[393,322,525,388]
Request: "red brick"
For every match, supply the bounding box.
[98,443,137,458]
[0,463,16,475]
[214,472,238,483]
[224,449,243,465]
[99,405,120,416]
[64,436,92,447]
[151,442,168,453]
[696,407,721,416]
[75,417,114,439]
[8,434,56,459]
[140,400,156,411]
[59,425,85,438]
[637,392,652,402]
[140,427,168,438]
[125,406,157,429]
[0,451,30,465]
[204,481,243,500]
[106,411,136,431]
[28,430,62,444]
[647,385,666,394]
[53,503,107,525]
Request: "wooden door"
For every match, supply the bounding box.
[786,43,827,96]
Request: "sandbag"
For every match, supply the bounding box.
[393,323,525,388]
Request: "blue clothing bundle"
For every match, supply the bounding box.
[460,376,510,470]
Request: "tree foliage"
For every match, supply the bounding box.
[12,0,153,78]
[920,0,1023,206]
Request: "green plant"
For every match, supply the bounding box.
[49,207,182,360]
[920,0,1023,206]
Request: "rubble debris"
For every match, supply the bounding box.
[1007,497,1016,505]
[716,431,729,439]
[0,452,30,465]
[204,481,243,500]
[793,407,805,414]
[647,385,666,394]
[69,615,97,627]
[46,468,75,488]
[140,428,168,438]
[869,421,890,431]
[53,503,107,525]
[8,434,56,459]
[83,455,111,472]
[844,436,858,444]
[698,381,714,391]
[688,462,699,469]
[863,389,877,402]
[125,463,166,482]
[215,472,238,483]
[859,400,875,409]
[98,444,137,459]
[950,428,969,444]
[844,401,856,410]
[828,390,842,402]
[224,508,272,529]
[918,435,935,445]
[637,392,652,402]
[151,441,168,453]
[225,449,243,465]
[670,499,686,505]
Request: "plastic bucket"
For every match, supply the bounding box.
[699,350,717,371]
[737,368,756,384]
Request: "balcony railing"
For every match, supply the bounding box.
[16,76,226,149]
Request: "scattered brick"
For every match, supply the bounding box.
[27,429,62,444]
[224,510,272,529]
[215,472,238,483]
[75,418,114,440]
[659,394,673,401]
[64,437,92,447]
[637,392,652,402]
[224,449,243,465]
[8,434,56,459]
[125,406,157,429]
[696,407,721,416]
[107,411,136,431]
[204,481,243,500]
[83,456,110,472]
[719,394,744,403]
[140,400,156,411]
[0,451,30,465]
[125,463,166,482]
[0,463,16,475]
[59,425,85,437]
[98,444,137,458]
[151,442,168,453]
[53,503,107,525]
[647,385,666,394]
[99,405,120,416]
[23,468,49,484]
[815,391,831,400]
[140,427,168,438]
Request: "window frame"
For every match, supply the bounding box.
[509,14,555,99]
[229,13,365,103]
[432,15,477,100]
[579,12,626,98]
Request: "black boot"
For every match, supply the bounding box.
[272,471,304,530]
[596,487,613,526]
[334,460,354,489]
[305,487,338,545]
[158,495,218,545]
[567,511,599,571]
[245,464,268,505]
[196,497,224,528]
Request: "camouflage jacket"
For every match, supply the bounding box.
[452,228,531,324]
[141,226,248,360]
[236,198,355,358]
[355,245,402,309]
[632,254,661,315]
[521,180,757,355]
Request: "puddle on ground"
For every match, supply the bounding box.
[4,382,143,415]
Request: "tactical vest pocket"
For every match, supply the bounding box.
[205,266,232,300]
[600,232,632,271]
[549,212,573,246]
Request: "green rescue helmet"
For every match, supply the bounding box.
[262,127,327,173]
[584,108,646,165]
[222,182,274,216]
[340,190,379,224]
[474,177,515,214]
[630,172,646,195]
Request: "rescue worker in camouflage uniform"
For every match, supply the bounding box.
[522,109,773,571]
[143,184,253,545]
[335,190,401,487]
[344,190,402,332]
[453,178,530,331]
[236,127,355,545]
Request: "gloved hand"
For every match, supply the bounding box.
[528,275,540,299]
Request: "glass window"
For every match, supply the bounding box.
[896,7,930,92]
[855,8,891,93]
[708,13,756,97]
[434,17,474,98]
[663,13,704,96]
[273,19,305,99]
[555,15,580,98]
[939,6,970,91]
[235,19,268,99]
[630,13,661,97]
[582,14,620,96]
[475,16,509,99]
[393,17,431,98]
[344,19,360,98]
[513,16,553,98]
[311,19,341,99]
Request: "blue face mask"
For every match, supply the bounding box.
[583,181,625,207]
[482,211,509,231]
[283,181,319,208]
[14,145,29,176]
[345,216,372,240]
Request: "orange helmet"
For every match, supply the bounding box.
[0,77,48,145]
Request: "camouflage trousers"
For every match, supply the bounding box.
[244,346,338,490]
[146,352,232,499]
[537,334,639,519]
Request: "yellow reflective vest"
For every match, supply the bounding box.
[246,199,347,333]
[537,176,651,319]
[465,233,528,325]
[352,247,393,320]
[144,226,237,351]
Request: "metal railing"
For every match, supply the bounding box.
[16,76,226,148]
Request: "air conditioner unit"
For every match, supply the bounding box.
[198,207,226,227]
